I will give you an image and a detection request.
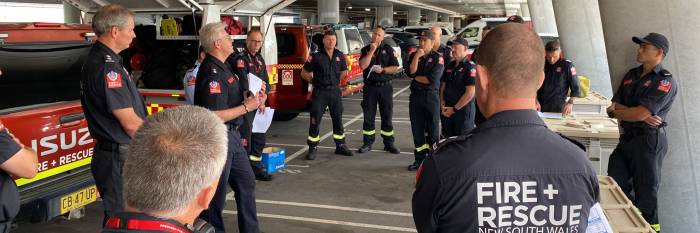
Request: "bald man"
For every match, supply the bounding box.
[412,23,598,233]
[430,26,453,69]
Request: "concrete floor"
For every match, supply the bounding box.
[13,79,420,233]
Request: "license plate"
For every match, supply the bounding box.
[60,185,98,214]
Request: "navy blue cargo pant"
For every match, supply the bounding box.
[608,127,668,225]
[361,83,395,146]
[409,90,440,163]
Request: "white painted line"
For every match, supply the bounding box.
[285,164,310,168]
[222,210,417,232]
[249,199,413,217]
[285,84,412,162]
[267,143,413,155]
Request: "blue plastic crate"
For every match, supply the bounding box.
[261,147,286,174]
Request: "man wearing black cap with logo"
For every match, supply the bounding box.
[537,40,581,115]
[407,30,445,171]
[357,26,401,154]
[607,32,677,232]
[440,38,477,137]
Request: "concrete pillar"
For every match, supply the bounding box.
[63,2,81,23]
[339,13,349,23]
[318,0,339,24]
[599,0,700,232]
[408,7,421,26]
[527,0,558,34]
[376,5,394,27]
[520,3,530,17]
[453,17,462,30]
[552,0,612,97]
[439,13,450,22]
[427,11,438,23]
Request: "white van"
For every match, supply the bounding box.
[454,17,532,48]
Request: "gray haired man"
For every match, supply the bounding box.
[80,4,146,224]
[102,105,227,233]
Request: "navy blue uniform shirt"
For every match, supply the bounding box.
[409,50,445,91]
[80,41,147,144]
[194,54,244,126]
[0,122,21,223]
[537,59,581,110]
[303,49,348,88]
[413,110,599,233]
[441,58,476,107]
[612,64,677,130]
[360,43,400,83]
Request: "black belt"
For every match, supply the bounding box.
[366,80,392,87]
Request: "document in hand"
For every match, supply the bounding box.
[248,73,264,96]
[252,107,275,133]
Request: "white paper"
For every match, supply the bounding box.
[252,107,275,133]
[366,65,381,80]
[586,203,614,233]
[538,112,564,119]
[247,73,264,96]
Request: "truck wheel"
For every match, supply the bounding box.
[273,112,299,121]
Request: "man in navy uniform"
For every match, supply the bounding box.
[537,40,581,115]
[607,32,677,232]
[80,4,147,224]
[413,23,599,233]
[194,22,264,233]
[301,30,354,160]
[440,38,477,137]
[0,121,37,233]
[357,26,401,154]
[407,30,445,171]
[227,29,273,181]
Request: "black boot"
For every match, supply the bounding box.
[407,161,422,171]
[306,147,318,160]
[357,143,372,153]
[335,144,354,156]
[384,143,400,154]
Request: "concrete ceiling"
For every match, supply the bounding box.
[286,0,528,17]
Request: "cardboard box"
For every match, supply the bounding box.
[262,147,285,174]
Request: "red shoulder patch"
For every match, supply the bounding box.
[570,67,577,76]
[470,68,477,78]
[106,71,122,89]
[209,81,221,94]
[438,57,444,65]
[336,57,341,62]
[658,80,671,93]
[0,120,4,131]
[237,59,245,68]
[623,79,633,85]
[227,76,237,84]
[187,75,196,86]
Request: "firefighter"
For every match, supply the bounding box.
[413,23,599,233]
[430,26,453,70]
[0,121,37,233]
[227,29,273,181]
[103,106,222,233]
[194,22,264,233]
[357,26,400,154]
[183,47,206,105]
[440,38,477,137]
[407,30,445,171]
[79,4,147,224]
[301,30,354,160]
[607,33,677,232]
[537,40,581,115]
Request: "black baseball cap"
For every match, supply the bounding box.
[450,37,469,47]
[417,30,435,40]
[507,15,524,24]
[633,32,669,55]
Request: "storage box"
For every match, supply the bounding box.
[262,147,286,174]
[544,115,619,175]
[598,176,656,233]
[569,91,611,115]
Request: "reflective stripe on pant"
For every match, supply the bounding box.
[307,88,345,147]
[608,128,667,225]
[361,85,395,145]
[92,142,128,225]
[440,102,476,138]
[409,91,440,163]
